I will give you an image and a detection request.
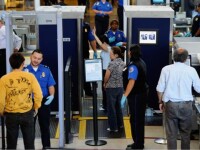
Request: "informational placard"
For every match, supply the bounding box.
[139,29,158,45]
[84,59,102,82]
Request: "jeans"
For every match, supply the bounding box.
[165,101,193,150]
[106,87,124,131]
[5,110,35,149]
[102,70,107,110]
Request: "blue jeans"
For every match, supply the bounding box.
[165,101,193,150]
[5,110,35,149]
[106,87,124,131]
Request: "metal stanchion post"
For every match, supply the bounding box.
[85,82,107,146]
[1,116,5,149]
[154,112,167,144]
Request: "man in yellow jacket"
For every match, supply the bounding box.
[0,52,43,149]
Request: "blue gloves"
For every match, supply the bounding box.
[44,95,54,105]
[121,95,127,108]
[108,36,116,43]
[116,42,123,47]
[93,51,97,59]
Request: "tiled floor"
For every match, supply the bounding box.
[1,125,198,149]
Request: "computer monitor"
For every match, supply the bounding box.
[173,0,181,3]
[151,0,166,5]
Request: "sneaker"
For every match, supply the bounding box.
[99,107,105,111]
[107,128,118,132]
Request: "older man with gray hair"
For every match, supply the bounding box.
[156,48,200,149]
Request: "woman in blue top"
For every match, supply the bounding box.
[92,0,113,39]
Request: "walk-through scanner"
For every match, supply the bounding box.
[36,6,85,113]
[124,6,174,109]
[36,6,85,147]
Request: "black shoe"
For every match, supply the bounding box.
[85,91,93,96]
[127,143,134,147]
[127,143,144,149]
[42,146,50,150]
[132,144,144,149]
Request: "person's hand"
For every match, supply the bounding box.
[116,42,123,47]
[109,36,116,43]
[34,109,38,117]
[120,95,127,108]
[44,95,54,105]
[159,102,164,112]
[93,51,97,59]
[92,27,96,35]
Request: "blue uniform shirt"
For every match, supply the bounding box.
[128,64,138,80]
[83,22,95,42]
[105,29,127,46]
[92,1,113,17]
[118,0,123,6]
[88,29,95,41]
[24,64,56,97]
[198,13,200,27]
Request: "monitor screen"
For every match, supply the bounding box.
[173,0,180,3]
[151,0,166,4]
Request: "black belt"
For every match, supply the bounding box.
[167,101,192,104]
[96,15,109,18]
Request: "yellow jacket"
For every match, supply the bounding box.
[0,71,43,114]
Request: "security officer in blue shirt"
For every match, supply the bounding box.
[24,49,56,149]
[105,19,127,47]
[121,44,148,149]
[92,0,113,39]
[192,4,200,36]
[82,22,97,96]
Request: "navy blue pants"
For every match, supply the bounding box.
[128,91,147,148]
[36,99,51,148]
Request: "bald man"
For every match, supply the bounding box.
[156,48,200,149]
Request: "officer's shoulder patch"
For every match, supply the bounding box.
[129,66,134,73]
[42,65,49,69]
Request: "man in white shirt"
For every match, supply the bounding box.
[156,48,200,150]
[0,19,22,77]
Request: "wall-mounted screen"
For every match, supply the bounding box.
[173,0,181,3]
[151,0,166,5]
[139,29,158,45]
[84,59,102,82]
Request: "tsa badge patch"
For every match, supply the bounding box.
[129,67,134,73]
[42,72,45,77]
